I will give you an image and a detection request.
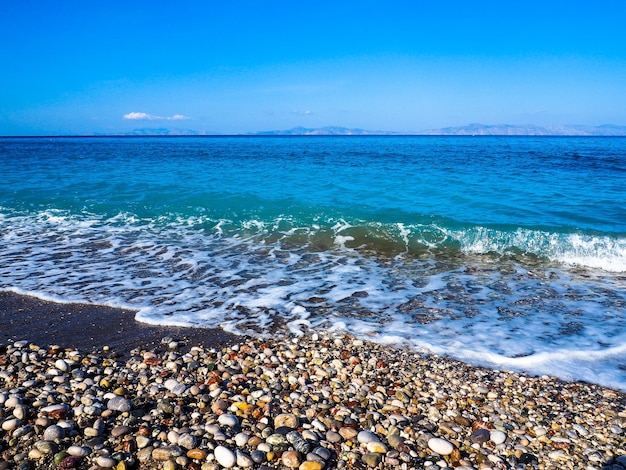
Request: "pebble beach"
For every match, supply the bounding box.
[1,307,625,470]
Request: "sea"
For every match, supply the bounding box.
[1,136,625,391]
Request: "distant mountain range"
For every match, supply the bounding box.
[119,128,218,136]
[113,123,626,137]
[417,123,626,136]
[252,124,626,136]
[252,126,400,136]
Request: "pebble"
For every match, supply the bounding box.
[152,446,184,461]
[490,430,507,445]
[313,447,331,461]
[218,413,239,427]
[0,334,623,470]
[55,359,70,372]
[107,395,132,412]
[43,424,65,441]
[357,430,380,443]
[59,456,82,468]
[282,451,302,468]
[136,435,151,449]
[235,432,250,447]
[96,456,116,468]
[361,453,382,467]
[274,413,299,429]
[236,450,255,468]
[366,441,387,453]
[212,399,229,414]
[12,405,27,420]
[34,441,57,455]
[178,433,197,449]
[338,427,357,440]
[66,446,89,457]
[428,437,455,456]
[187,448,208,460]
[1,418,21,431]
[300,462,324,470]
[4,396,22,408]
[251,450,267,463]
[470,429,490,444]
[214,445,236,468]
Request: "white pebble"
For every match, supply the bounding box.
[167,430,180,444]
[4,396,22,408]
[28,449,42,460]
[490,430,507,445]
[43,424,65,441]
[178,433,197,450]
[357,430,380,443]
[40,404,68,414]
[12,405,27,420]
[428,437,454,456]
[235,432,249,447]
[54,359,69,372]
[67,445,90,457]
[218,414,239,427]
[214,445,236,468]
[164,378,180,391]
[96,456,116,468]
[548,450,569,461]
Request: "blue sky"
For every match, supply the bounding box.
[1,1,625,135]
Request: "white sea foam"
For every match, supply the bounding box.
[448,226,626,272]
[1,210,625,390]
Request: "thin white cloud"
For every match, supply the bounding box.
[123,112,191,121]
[291,109,313,116]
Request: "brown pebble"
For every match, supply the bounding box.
[339,427,358,440]
[299,461,324,470]
[472,421,492,431]
[282,451,302,468]
[187,448,208,460]
[152,446,184,461]
[122,438,137,453]
[551,441,571,449]
[211,399,229,414]
[454,416,471,427]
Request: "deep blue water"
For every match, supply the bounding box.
[1,136,625,389]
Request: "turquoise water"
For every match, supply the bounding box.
[1,136,625,389]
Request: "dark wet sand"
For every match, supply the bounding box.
[0,291,240,356]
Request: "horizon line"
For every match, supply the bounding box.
[5,134,626,138]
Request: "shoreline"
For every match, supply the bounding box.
[0,291,240,357]
[1,292,625,469]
